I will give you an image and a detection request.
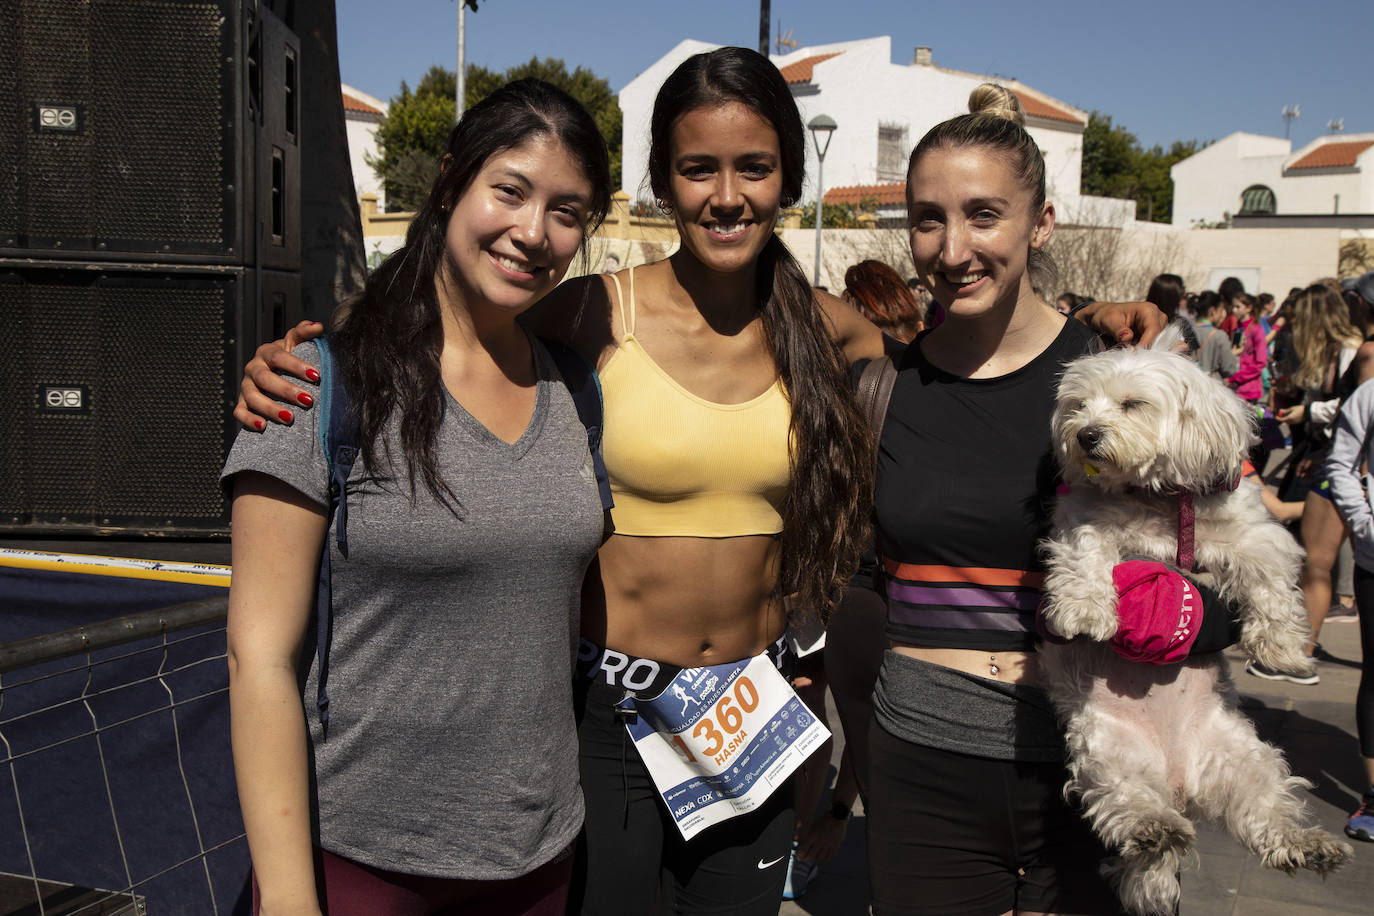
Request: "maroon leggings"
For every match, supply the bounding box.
[252,846,573,916]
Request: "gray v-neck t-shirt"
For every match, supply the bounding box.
[222,338,603,879]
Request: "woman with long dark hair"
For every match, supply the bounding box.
[542,48,880,913]
[223,80,612,915]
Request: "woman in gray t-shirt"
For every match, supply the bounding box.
[223,81,611,915]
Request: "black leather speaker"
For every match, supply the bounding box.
[0,264,251,535]
[0,0,300,269]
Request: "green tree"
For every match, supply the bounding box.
[798,198,878,229]
[369,59,622,212]
[1081,113,1200,224]
[1081,113,1140,201]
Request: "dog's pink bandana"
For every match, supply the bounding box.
[1110,560,1201,665]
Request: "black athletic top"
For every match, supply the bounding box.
[875,319,1097,651]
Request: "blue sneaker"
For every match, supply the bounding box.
[1346,787,1374,842]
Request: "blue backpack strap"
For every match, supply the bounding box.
[312,335,360,734]
[540,337,613,512]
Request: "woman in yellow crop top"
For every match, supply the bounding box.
[232,52,1164,916]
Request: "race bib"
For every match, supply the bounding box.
[621,653,829,841]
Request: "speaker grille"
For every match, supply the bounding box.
[5,1,232,253]
[0,3,25,242]
[91,2,227,245]
[0,269,236,531]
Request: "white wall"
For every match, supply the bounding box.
[1171,133,1290,227]
[619,37,1095,220]
[1172,132,1373,226]
[341,84,388,211]
[779,38,1089,210]
[345,117,385,208]
[618,39,719,202]
[1277,168,1366,216]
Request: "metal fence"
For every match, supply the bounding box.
[0,597,249,915]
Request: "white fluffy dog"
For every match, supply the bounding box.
[1038,326,1352,915]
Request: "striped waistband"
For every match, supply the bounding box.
[882,558,1044,635]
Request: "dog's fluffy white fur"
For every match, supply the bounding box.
[1039,325,1352,915]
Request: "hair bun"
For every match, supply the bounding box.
[967,83,1025,128]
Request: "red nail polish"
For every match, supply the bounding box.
[305,368,321,383]
[278,409,293,423]
[297,392,314,407]
[254,419,265,431]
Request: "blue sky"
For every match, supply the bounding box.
[335,0,1371,153]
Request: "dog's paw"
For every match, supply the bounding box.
[1042,600,1119,642]
[1261,828,1353,875]
[1121,812,1196,861]
[1244,633,1315,676]
[1106,852,1185,916]
[1075,611,1121,643]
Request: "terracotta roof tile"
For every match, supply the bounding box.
[778,53,841,84]
[823,183,906,206]
[342,92,383,115]
[1288,140,1374,170]
[1011,90,1083,125]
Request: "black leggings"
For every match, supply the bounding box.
[1351,565,1374,759]
[867,722,1122,916]
[568,676,795,915]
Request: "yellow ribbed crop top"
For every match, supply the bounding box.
[600,269,791,537]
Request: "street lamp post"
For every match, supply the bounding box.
[807,114,837,288]
[456,2,466,121]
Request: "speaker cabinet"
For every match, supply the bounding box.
[0,0,300,268]
[0,264,261,535]
[0,1,302,537]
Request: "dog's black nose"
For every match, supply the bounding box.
[1077,426,1104,452]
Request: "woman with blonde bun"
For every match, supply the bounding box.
[862,84,1237,915]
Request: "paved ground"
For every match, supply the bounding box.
[780,618,1372,915]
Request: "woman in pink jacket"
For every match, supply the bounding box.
[1229,293,1268,403]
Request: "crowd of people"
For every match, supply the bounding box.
[219,44,1370,916]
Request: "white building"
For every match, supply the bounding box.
[1171,132,1374,227]
[618,37,1127,227]
[342,83,387,211]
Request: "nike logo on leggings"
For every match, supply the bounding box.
[757,856,785,869]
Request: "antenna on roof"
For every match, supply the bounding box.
[1327,118,1344,134]
[774,24,797,54]
[1281,104,1300,139]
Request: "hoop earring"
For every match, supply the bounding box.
[657,199,673,214]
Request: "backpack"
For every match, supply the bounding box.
[309,335,613,731]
